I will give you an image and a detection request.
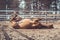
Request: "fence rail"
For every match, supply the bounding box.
[0,11,60,23]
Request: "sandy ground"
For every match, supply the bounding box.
[0,26,60,40]
[0,21,60,40]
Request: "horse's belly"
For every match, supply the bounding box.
[19,22,32,29]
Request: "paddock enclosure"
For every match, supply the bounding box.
[0,0,60,40]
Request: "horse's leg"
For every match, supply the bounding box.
[10,21,20,29]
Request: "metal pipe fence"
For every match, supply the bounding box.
[0,11,60,23]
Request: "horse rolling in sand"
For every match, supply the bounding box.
[10,12,53,29]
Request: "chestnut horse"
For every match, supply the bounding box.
[10,11,53,29]
[10,18,53,29]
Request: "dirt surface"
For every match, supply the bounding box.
[0,21,60,40]
[0,26,60,40]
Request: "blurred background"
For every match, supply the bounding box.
[0,0,60,24]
